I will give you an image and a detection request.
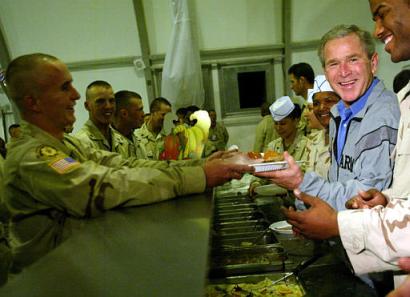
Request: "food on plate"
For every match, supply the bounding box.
[247,151,284,162]
[247,151,263,160]
[206,277,304,297]
[263,150,284,162]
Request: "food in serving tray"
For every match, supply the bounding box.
[206,277,303,297]
[247,151,284,162]
[213,254,279,266]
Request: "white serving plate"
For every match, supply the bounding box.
[249,161,303,173]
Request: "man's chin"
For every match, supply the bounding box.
[390,52,410,63]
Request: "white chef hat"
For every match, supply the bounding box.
[307,75,334,103]
[269,96,295,121]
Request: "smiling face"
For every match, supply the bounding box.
[312,91,340,128]
[370,0,410,62]
[85,85,115,127]
[323,34,378,105]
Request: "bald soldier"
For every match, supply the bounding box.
[3,53,252,270]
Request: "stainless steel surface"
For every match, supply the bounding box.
[211,185,379,296]
[218,224,267,235]
[1,193,213,297]
[210,244,286,277]
[213,230,278,248]
[215,219,261,228]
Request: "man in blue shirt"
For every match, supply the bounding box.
[257,24,400,212]
[259,25,400,294]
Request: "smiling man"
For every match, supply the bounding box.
[261,25,400,294]
[3,53,253,270]
[75,80,127,153]
[271,1,410,294]
[257,25,400,212]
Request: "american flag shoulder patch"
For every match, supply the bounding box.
[48,156,81,174]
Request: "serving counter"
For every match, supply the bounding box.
[0,192,214,297]
[0,184,382,296]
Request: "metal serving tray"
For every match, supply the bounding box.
[215,198,256,209]
[212,230,278,249]
[217,224,267,236]
[210,244,287,277]
[206,272,305,296]
[214,195,253,203]
[214,190,249,199]
[214,211,265,223]
[217,202,257,210]
[216,207,257,216]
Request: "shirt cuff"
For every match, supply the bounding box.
[180,166,206,195]
[338,209,366,254]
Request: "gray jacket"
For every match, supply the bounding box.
[299,79,400,210]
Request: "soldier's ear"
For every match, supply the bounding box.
[84,100,90,111]
[299,76,307,86]
[120,108,128,117]
[23,94,42,112]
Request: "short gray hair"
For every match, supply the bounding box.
[5,53,58,110]
[318,24,375,67]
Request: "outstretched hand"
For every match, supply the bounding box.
[254,152,303,190]
[203,158,254,188]
[345,189,387,209]
[206,150,238,162]
[282,189,339,240]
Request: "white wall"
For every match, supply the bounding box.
[291,0,373,41]
[144,0,282,53]
[0,0,407,151]
[0,0,149,133]
[1,0,141,62]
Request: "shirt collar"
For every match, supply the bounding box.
[336,77,379,120]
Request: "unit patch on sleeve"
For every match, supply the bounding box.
[36,145,81,174]
[37,145,59,158]
[49,156,81,174]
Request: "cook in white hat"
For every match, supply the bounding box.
[307,75,335,103]
[269,96,296,122]
[307,75,340,130]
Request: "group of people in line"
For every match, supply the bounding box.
[0,52,240,283]
[0,0,409,296]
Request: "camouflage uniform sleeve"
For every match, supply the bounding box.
[84,145,204,169]
[338,199,410,274]
[16,145,206,218]
[73,129,98,150]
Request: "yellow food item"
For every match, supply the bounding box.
[247,151,263,159]
[263,150,284,162]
